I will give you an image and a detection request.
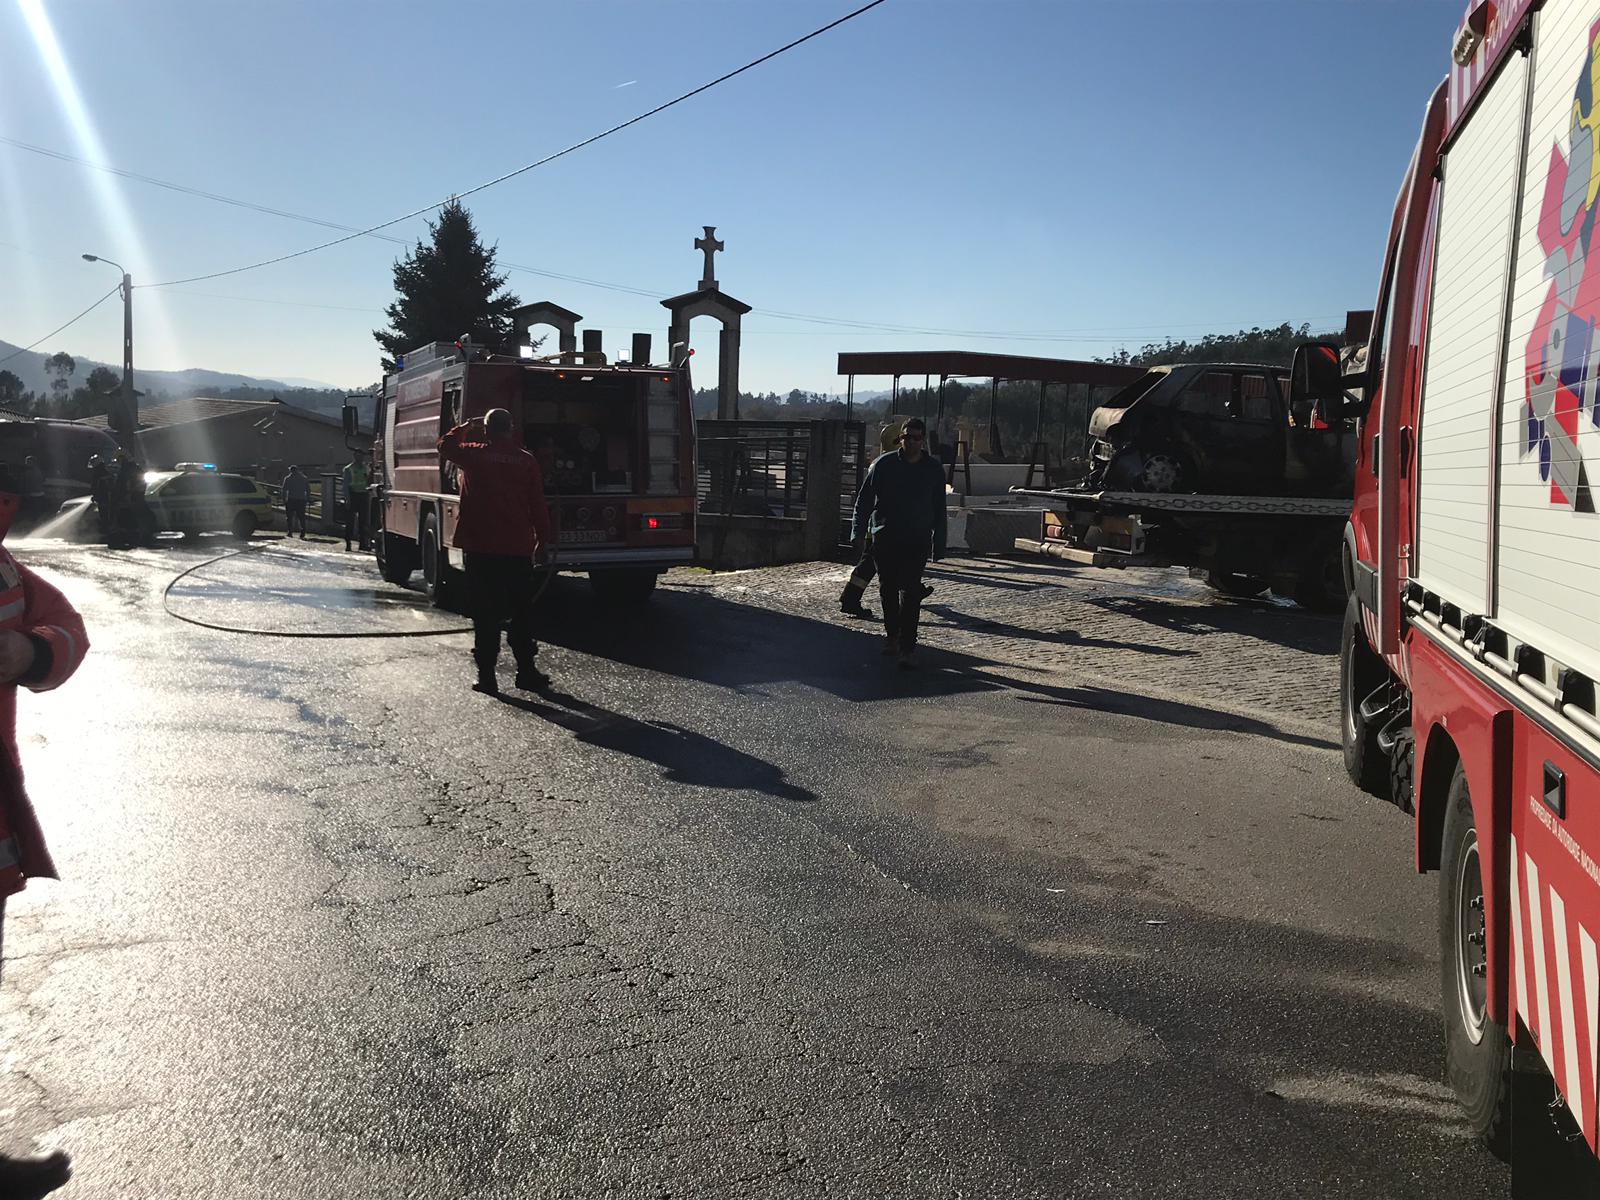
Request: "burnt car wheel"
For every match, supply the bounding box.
[1137,452,1188,493]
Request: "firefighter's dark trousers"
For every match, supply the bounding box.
[466,551,539,674]
[876,541,929,653]
[839,541,876,609]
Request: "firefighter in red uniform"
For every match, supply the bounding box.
[0,464,88,1195]
[438,409,554,695]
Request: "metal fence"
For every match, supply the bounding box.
[697,421,811,520]
[839,420,866,544]
[695,419,866,546]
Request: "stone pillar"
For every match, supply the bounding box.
[804,420,845,561]
[719,323,741,420]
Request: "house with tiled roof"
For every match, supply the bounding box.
[83,397,370,482]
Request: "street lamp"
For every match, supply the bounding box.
[81,253,136,457]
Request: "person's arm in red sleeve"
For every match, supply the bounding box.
[438,419,488,468]
[12,562,87,692]
[527,459,554,554]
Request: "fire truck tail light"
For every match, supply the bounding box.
[641,513,684,531]
[647,517,660,530]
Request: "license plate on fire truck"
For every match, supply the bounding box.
[558,530,610,544]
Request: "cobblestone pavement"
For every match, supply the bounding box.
[666,554,1342,735]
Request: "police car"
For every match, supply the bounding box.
[58,462,274,541]
[142,464,274,539]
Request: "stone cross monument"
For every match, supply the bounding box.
[663,226,751,419]
[694,226,724,290]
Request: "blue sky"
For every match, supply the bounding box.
[0,0,1462,394]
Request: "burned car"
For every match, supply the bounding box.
[1084,363,1356,498]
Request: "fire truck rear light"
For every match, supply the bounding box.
[641,513,684,531]
[647,517,660,530]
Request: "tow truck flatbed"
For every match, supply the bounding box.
[1004,485,1351,609]
[1007,487,1352,518]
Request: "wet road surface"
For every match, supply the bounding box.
[0,536,1509,1197]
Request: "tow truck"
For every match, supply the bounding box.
[1011,359,1358,610]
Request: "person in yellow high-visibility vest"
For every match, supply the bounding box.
[342,452,371,552]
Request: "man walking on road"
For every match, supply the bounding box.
[851,417,947,668]
[0,465,88,1195]
[342,453,370,552]
[282,466,310,539]
[438,409,554,695]
[839,420,936,618]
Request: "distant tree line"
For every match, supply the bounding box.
[1097,322,1338,368]
[0,353,123,419]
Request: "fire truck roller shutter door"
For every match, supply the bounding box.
[1413,45,1527,617]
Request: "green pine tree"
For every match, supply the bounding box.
[374,198,520,372]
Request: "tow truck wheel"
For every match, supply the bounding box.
[420,513,459,609]
[1203,569,1269,598]
[1340,592,1388,796]
[1440,763,1513,1157]
[1291,542,1347,612]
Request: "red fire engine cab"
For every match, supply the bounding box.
[363,332,696,605]
[1298,0,1600,1179]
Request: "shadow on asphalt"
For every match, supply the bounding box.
[1087,592,1341,655]
[921,564,1050,593]
[490,684,816,803]
[920,602,1195,657]
[535,580,1336,751]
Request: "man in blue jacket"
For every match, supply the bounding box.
[850,417,947,668]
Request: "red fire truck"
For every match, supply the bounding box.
[360,335,696,604]
[1299,0,1600,1177]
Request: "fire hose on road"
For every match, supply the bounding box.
[161,543,557,639]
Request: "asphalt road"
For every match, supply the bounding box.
[0,536,1510,1198]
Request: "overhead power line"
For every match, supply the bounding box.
[141,0,890,289]
[0,134,410,245]
[0,284,121,366]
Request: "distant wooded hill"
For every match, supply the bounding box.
[0,338,359,420]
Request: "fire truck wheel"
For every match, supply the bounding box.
[420,513,459,609]
[1340,592,1389,796]
[376,532,414,585]
[1440,764,1513,1157]
[590,568,657,605]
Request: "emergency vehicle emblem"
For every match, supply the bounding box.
[1524,19,1600,513]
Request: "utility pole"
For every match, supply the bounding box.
[82,254,137,459]
[120,270,133,448]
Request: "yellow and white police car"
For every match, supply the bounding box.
[59,462,274,541]
[142,464,274,539]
